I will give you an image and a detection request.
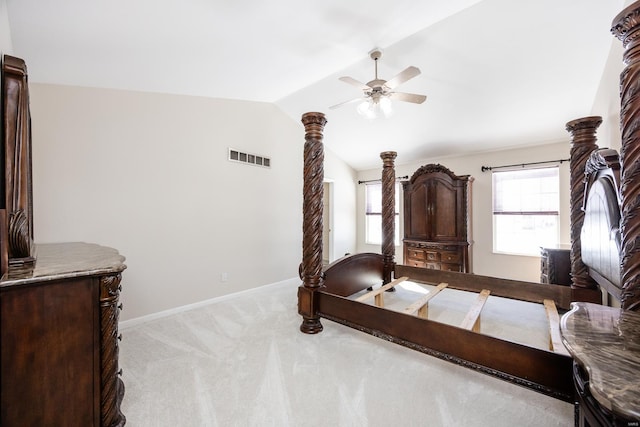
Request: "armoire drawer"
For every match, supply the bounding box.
[425,251,440,261]
[407,249,426,260]
[441,251,460,263]
[409,260,427,268]
[441,263,462,272]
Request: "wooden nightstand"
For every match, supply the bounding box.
[540,245,571,286]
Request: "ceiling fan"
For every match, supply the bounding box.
[330,49,427,118]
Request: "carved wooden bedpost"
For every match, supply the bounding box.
[380,151,397,285]
[298,112,327,333]
[612,3,640,311]
[566,116,602,304]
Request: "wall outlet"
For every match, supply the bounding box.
[220,272,228,282]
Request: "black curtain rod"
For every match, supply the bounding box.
[480,158,570,172]
[358,175,409,184]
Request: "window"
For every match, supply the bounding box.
[492,167,559,255]
[365,182,400,245]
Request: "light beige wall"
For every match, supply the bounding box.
[324,147,358,261]
[357,141,572,283]
[591,38,624,150]
[0,0,13,55]
[29,83,314,320]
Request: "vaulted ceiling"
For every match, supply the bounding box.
[5,0,626,170]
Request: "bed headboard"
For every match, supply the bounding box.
[580,148,622,300]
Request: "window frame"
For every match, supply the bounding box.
[492,166,560,256]
[364,182,400,246]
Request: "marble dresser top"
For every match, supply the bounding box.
[0,242,126,287]
[560,302,640,419]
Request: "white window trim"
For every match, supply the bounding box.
[365,182,400,246]
[492,167,560,256]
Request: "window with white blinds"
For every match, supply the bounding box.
[365,182,400,245]
[492,167,559,255]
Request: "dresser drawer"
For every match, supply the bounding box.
[407,249,426,260]
[403,241,470,273]
[441,263,462,272]
[408,260,426,268]
[441,251,460,263]
[425,251,440,261]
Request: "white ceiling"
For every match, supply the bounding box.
[6,0,625,170]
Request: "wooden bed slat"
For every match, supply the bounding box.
[460,289,491,332]
[355,276,409,307]
[404,282,448,319]
[543,299,570,356]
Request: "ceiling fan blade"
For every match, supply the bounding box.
[384,66,421,89]
[339,76,371,91]
[329,97,363,110]
[389,92,427,104]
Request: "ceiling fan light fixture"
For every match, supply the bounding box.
[357,96,393,120]
[379,96,393,117]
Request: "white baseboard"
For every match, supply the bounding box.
[119,277,300,330]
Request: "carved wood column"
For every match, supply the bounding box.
[566,116,602,303]
[612,3,640,311]
[99,273,125,427]
[380,151,397,285]
[298,112,327,333]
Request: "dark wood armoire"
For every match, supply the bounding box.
[0,55,126,426]
[402,164,473,272]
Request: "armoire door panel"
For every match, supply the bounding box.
[431,180,459,240]
[405,185,428,239]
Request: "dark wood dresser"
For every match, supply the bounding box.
[0,55,126,426]
[540,244,572,285]
[402,164,473,272]
[560,302,639,426]
[0,242,126,427]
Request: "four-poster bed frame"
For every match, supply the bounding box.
[298,1,640,405]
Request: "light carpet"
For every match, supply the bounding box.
[119,280,573,426]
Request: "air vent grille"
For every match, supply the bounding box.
[228,148,271,168]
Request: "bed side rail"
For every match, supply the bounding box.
[395,264,573,310]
